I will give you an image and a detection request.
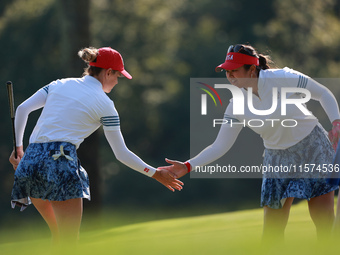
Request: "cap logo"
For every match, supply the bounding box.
[226,55,233,61]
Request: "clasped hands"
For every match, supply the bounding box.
[152,158,189,192]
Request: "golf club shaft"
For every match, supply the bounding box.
[6,81,17,158]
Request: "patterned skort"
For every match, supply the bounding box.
[11,142,90,208]
[261,124,338,209]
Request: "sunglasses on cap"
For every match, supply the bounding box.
[227,45,253,56]
[215,45,259,72]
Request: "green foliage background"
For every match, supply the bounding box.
[1,0,340,234]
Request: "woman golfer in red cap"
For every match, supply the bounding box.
[159,44,340,241]
[9,46,183,246]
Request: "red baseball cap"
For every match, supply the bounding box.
[215,52,259,72]
[90,47,132,79]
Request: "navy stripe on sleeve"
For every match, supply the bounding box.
[43,85,49,94]
[297,75,308,88]
[100,116,120,127]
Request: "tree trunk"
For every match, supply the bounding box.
[57,0,101,213]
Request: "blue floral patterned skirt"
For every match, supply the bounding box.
[261,124,338,209]
[11,142,90,208]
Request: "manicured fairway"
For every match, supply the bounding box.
[0,201,337,255]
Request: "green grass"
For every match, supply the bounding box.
[0,201,338,255]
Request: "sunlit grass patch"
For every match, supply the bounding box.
[0,201,338,255]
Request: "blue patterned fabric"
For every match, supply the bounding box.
[327,141,340,185]
[261,124,338,209]
[11,142,90,207]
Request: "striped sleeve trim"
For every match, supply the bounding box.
[42,85,49,94]
[297,75,308,88]
[224,114,240,123]
[100,116,120,127]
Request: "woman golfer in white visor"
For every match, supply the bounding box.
[159,44,340,242]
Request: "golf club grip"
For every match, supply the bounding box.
[6,82,15,118]
[6,81,17,158]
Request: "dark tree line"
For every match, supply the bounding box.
[1,0,340,224]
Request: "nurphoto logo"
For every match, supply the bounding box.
[214,84,311,116]
[199,83,312,128]
[197,82,223,115]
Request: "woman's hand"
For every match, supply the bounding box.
[152,169,184,192]
[329,120,340,151]
[157,158,189,179]
[9,146,24,171]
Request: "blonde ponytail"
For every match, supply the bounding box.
[78,47,98,63]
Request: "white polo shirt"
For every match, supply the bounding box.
[189,67,340,168]
[29,75,120,148]
[15,75,157,177]
[223,67,339,149]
